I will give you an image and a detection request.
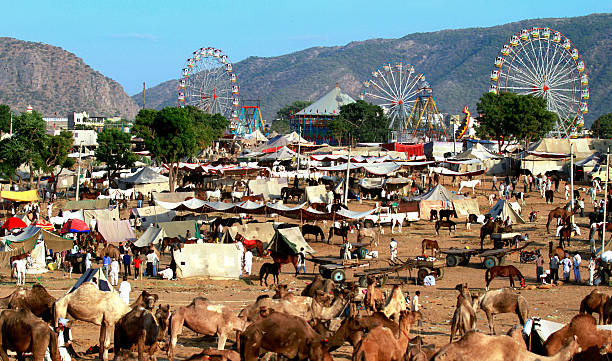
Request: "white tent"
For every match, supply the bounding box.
[244,129,268,142]
[134,226,164,247]
[173,243,242,279]
[487,199,525,224]
[26,240,48,275]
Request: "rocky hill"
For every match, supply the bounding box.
[0,37,139,118]
[133,13,612,126]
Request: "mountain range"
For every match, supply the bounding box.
[133,13,612,126]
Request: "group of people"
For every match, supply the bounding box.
[536,250,597,285]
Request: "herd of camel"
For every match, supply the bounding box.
[2,275,612,361]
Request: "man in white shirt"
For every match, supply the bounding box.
[244,249,253,276]
[109,258,120,286]
[158,266,174,280]
[573,253,582,283]
[146,250,159,277]
[118,275,131,305]
[389,238,398,261]
[411,291,422,326]
[343,241,352,260]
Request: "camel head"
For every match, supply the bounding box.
[470,292,485,312]
[308,337,333,361]
[141,290,159,310]
[273,284,290,298]
[155,304,171,341]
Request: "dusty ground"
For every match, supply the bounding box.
[0,176,603,360]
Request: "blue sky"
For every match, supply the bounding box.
[3,0,610,95]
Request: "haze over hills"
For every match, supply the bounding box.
[0,37,139,118]
[133,13,612,126]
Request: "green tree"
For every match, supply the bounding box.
[591,113,612,139]
[0,104,11,133]
[95,128,137,182]
[272,100,312,134]
[133,106,228,191]
[475,92,556,150]
[10,111,47,187]
[334,100,389,144]
[0,137,25,184]
[37,131,75,190]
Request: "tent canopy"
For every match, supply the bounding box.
[226,222,275,244]
[122,167,168,184]
[452,198,480,217]
[96,220,136,243]
[65,199,110,210]
[173,243,242,279]
[266,227,315,255]
[0,190,38,202]
[487,199,525,224]
[69,268,111,293]
[410,184,466,202]
[158,220,199,239]
[134,226,164,247]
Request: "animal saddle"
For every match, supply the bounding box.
[241,238,257,246]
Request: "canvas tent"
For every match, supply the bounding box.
[266,227,315,255]
[26,240,48,275]
[224,222,276,244]
[158,220,199,239]
[305,185,329,204]
[259,146,297,162]
[410,184,466,219]
[41,230,74,252]
[96,220,137,243]
[65,199,110,210]
[487,199,525,224]
[248,178,286,200]
[134,226,164,247]
[120,167,170,193]
[452,198,480,217]
[133,206,176,228]
[173,243,242,279]
[0,190,38,202]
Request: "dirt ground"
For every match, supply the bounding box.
[0,176,604,360]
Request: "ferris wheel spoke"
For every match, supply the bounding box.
[548,75,578,89]
[515,45,543,81]
[364,91,397,104]
[369,79,400,103]
[506,53,540,84]
[387,67,402,99]
[546,52,574,86]
[400,78,422,101]
[504,65,538,87]
[377,69,400,99]
[543,43,563,81]
[527,40,545,79]
[548,66,577,88]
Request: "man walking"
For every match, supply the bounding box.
[491,175,497,190]
[550,253,560,284]
[573,253,582,283]
[390,238,398,261]
[122,252,131,277]
[561,254,572,282]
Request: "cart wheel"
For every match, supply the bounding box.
[364,220,374,228]
[358,247,368,259]
[331,269,346,283]
[359,276,368,288]
[417,268,430,283]
[435,267,445,280]
[484,257,498,269]
[446,255,459,267]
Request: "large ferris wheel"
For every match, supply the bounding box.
[178,47,240,124]
[489,27,589,138]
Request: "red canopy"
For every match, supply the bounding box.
[1,217,27,230]
[61,219,90,233]
[381,143,424,158]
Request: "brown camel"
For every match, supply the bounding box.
[383,285,408,322]
[432,329,580,361]
[239,311,332,361]
[450,292,477,342]
[53,283,132,361]
[114,305,167,361]
[168,297,248,361]
[130,290,160,310]
[364,276,384,314]
[327,312,399,351]
[471,288,528,334]
[0,309,60,361]
[97,243,122,272]
[301,275,335,297]
[544,314,612,361]
[184,349,240,361]
[352,310,421,361]
[579,289,610,325]
[546,207,575,233]
[0,284,56,322]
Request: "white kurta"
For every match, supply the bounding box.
[118,281,131,305]
[244,251,253,275]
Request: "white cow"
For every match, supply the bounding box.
[458,179,481,194]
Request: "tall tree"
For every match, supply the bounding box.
[0,104,11,133]
[133,106,228,191]
[37,131,75,190]
[272,100,312,134]
[8,111,47,187]
[591,113,612,139]
[95,128,137,183]
[0,137,25,184]
[333,100,389,144]
[475,92,556,150]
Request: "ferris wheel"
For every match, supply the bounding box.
[178,47,240,123]
[360,62,446,141]
[489,27,589,137]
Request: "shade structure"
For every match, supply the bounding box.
[61,219,90,233]
[1,217,27,230]
[34,219,55,231]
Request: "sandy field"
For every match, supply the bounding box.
[0,176,603,360]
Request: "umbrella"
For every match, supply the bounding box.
[1,217,27,230]
[61,219,90,233]
[34,219,55,231]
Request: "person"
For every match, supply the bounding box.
[216,223,224,243]
[84,251,92,270]
[103,254,111,280]
[491,175,497,190]
[158,266,174,280]
[411,291,422,326]
[244,249,253,276]
[137,192,144,208]
[564,184,570,200]
[47,202,53,218]
[118,275,131,305]
[122,252,131,276]
[110,258,120,286]
[498,183,505,200]
[579,198,585,217]
[535,251,544,282]
[423,274,436,286]
[488,193,496,206]
[343,241,352,260]
[560,254,572,282]
[146,250,159,277]
[588,256,596,286]
[296,248,306,274]
[134,255,142,280]
[56,318,74,361]
[389,238,398,261]
[573,253,582,283]
[550,254,560,284]
[185,230,192,240]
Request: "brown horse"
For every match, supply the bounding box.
[479,219,512,249]
[235,234,266,257]
[485,265,525,290]
[160,237,180,255]
[421,239,440,257]
[546,207,575,233]
[559,225,572,248]
[80,190,100,200]
[269,250,299,275]
[435,220,456,235]
[328,225,350,244]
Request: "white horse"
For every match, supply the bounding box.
[231,191,244,202]
[458,179,481,194]
[11,258,28,285]
[205,189,221,201]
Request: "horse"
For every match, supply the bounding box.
[160,237,180,255]
[485,265,525,290]
[240,194,265,203]
[480,219,512,249]
[546,207,575,233]
[80,190,100,200]
[429,210,438,221]
[458,179,481,194]
[439,209,457,221]
[559,226,572,248]
[545,190,554,204]
[301,224,325,243]
[205,189,221,201]
[210,217,243,232]
[11,258,28,285]
[235,234,266,257]
[280,187,304,202]
[421,239,440,257]
[435,220,456,235]
[269,250,299,275]
[259,262,281,286]
[328,225,350,244]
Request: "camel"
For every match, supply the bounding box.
[130,290,159,310]
[364,277,384,314]
[352,310,421,361]
[240,311,332,361]
[97,243,122,272]
[579,289,610,325]
[184,349,240,361]
[546,207,575,233]
[450,292,477,342]
[53,283,132,361]
[357,227,377,243]
[0,309,60,361]
[432,329,580,361]
[168,297,248,361]
[382,285,407,322]
[0,284,56,322]
[470,288,528,334]
[114,306,165,361]
[544,314,612,361]
[327,312,399,351]
[301,275,335,297]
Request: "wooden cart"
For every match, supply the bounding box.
[478,241,534,269]
[441,248,482,267]
[311,257,372,283]
[353,258,445,287]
